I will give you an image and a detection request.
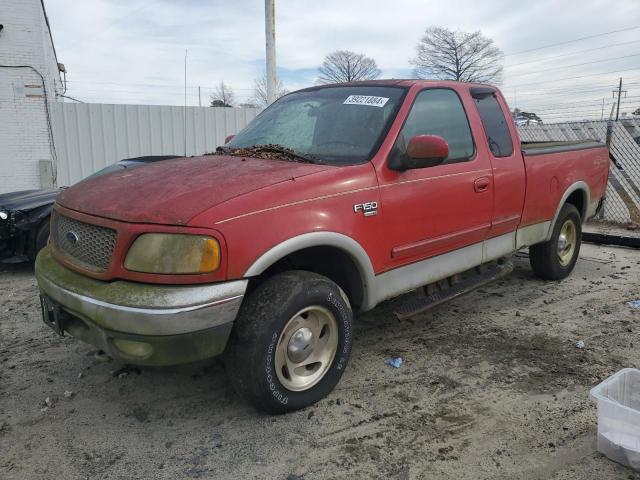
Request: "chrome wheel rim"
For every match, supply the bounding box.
[275,306,338,392]
[557,219,577,266]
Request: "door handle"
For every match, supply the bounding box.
[474,177,491,193]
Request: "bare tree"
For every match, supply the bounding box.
[252,74,288,108]
[411,27,503,84]
[317,50,381,84]
[210,81,235,107]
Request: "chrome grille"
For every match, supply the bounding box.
[51,214,117,272]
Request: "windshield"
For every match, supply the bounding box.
[227,86,406,165]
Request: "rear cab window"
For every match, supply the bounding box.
[471,88,514,157]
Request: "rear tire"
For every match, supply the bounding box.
[530,203,581,280]
[225,270,353,414]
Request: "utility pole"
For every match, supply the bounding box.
[184,49,188,157]
[198,86,201,107]
[264,0,277,105]
[612,77,627,121]
[601,98,604,120]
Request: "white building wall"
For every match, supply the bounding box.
[0,0,62,194]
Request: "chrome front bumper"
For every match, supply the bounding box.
[35,247,247,365]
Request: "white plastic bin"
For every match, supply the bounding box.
[590,368,640,471]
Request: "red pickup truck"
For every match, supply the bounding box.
[35,80,609,413]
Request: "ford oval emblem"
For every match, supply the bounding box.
[66,230,80,245]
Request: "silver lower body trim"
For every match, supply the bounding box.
[366,221,553,310]
[35,248,247,336]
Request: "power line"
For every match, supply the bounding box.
[536,103,635,113]
[533,102,637,114]
[508,84,640,100]
[514,98,610,109]
[508,53,640,77]
[65,76,640,98]
[540,115,605,121]
[508,78,640,93]
[513,95,640,107]
[540,112,603,117]
[525,102,619,113]
[504,25,640,56]
[527,99,640,112]
[510,96,638,110]
[506,67,640,88]
[58,94,85,103]
[539,110,608,116]
[512,83,640,95]
[505,39,640,68]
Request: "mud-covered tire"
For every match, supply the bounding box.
[530,203,582,280]
[225,270,353,414]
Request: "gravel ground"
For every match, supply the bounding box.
[1,242,640,480]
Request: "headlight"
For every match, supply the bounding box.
[0,210,8,221]
[124,233,220,274]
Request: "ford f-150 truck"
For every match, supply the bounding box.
[35,80,610,413]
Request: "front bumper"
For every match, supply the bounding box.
[35,247,247,365]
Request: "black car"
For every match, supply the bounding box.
[0,156,179,263]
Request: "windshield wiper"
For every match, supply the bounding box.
[215,144,324,164]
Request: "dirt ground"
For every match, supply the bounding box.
[1,242,640,480]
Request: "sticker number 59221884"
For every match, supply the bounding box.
[343,95,389,107]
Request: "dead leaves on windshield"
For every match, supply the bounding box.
[209,144,302,162]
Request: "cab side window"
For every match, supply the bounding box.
[473,93,514,157]
[400,89,475,164]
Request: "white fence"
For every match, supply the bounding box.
[51,103,261,186]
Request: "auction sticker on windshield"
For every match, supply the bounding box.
[343,95,389,107]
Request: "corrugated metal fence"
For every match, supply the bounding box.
[51,102,260,186]
[518,119,640,226]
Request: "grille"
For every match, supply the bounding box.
[51,214,117,272]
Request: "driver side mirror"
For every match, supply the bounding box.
[388,134,449,171]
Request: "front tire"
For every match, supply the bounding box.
[31,218,50,261]
[225,271,353,413]
[530,203,582,280]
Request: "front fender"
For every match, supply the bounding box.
[243,231,377,311]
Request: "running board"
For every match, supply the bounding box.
[393,258,514,320]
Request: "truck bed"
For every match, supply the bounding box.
[522,140,603,156]
[519,140,609,227]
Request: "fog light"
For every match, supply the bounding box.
[113,338,153,358]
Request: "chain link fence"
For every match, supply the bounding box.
[518,119,640,239]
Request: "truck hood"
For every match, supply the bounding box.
[0,188,60,211]
[57,155,331,225]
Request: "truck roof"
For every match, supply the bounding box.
[297,79,495,91]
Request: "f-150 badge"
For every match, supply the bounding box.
[353,201,378,217]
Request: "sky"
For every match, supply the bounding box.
[46,0,640,122]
